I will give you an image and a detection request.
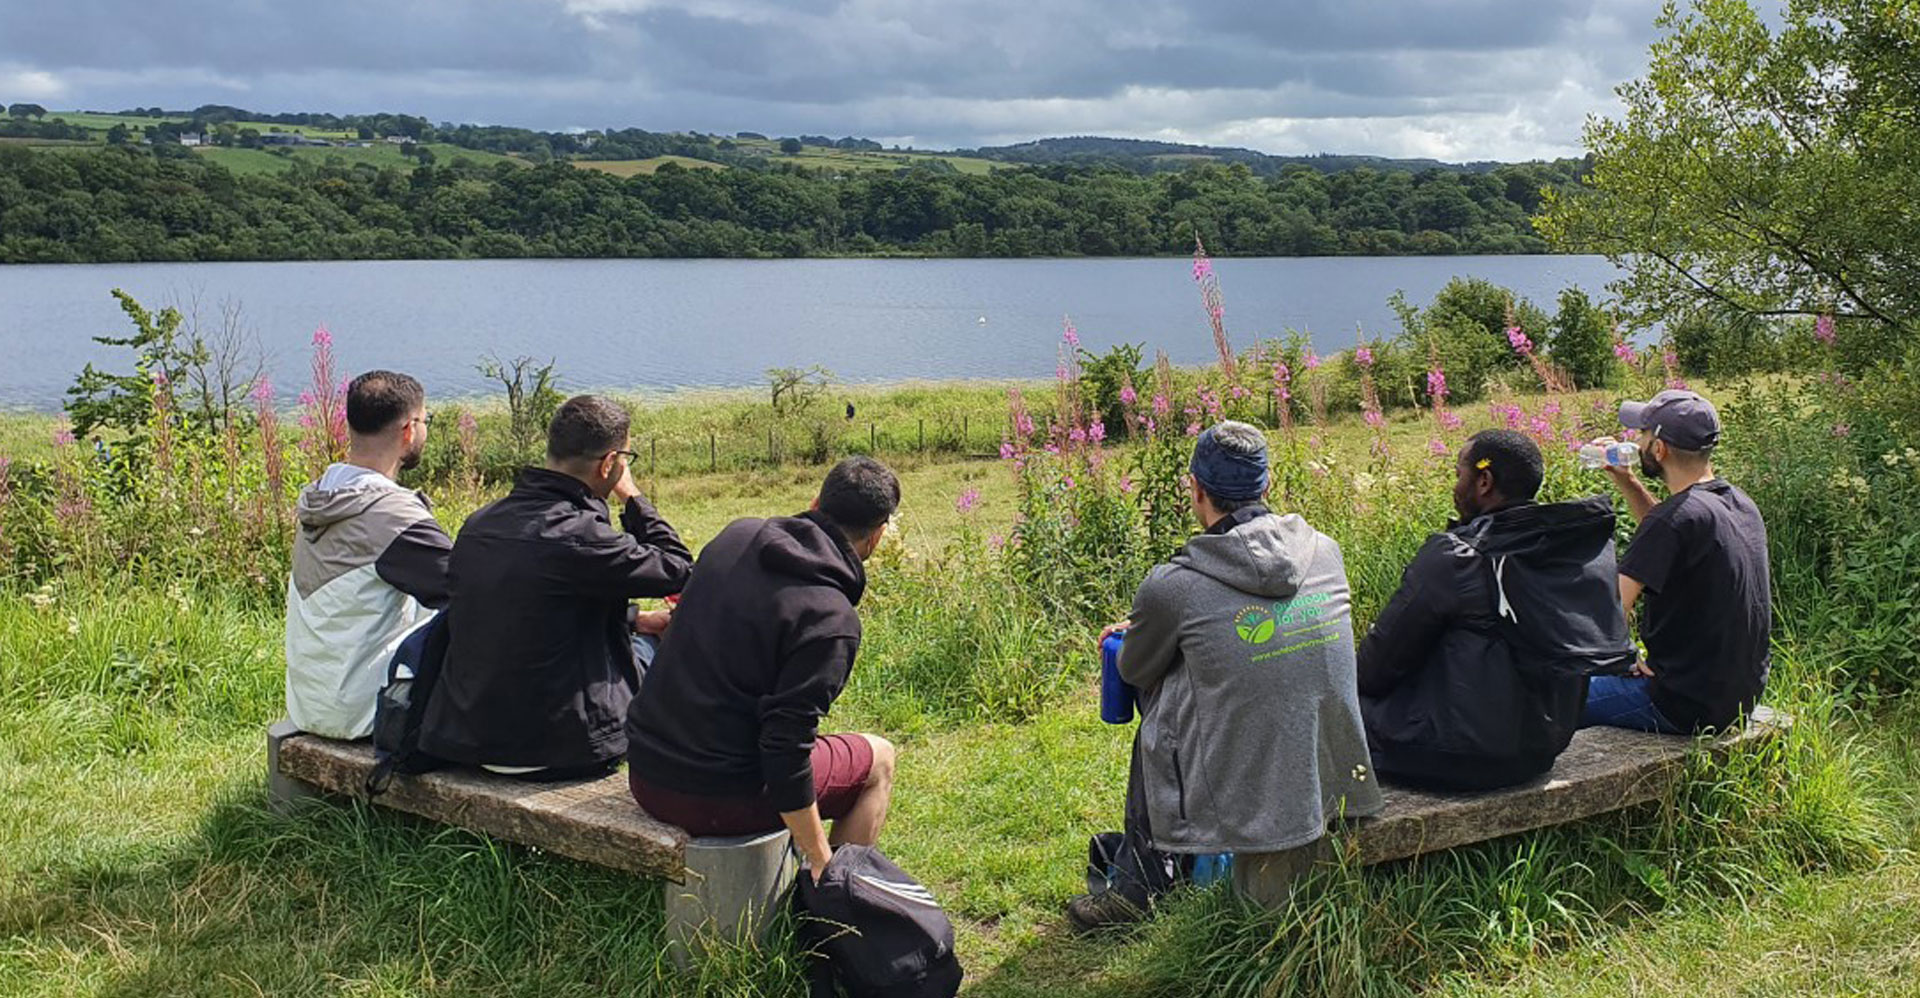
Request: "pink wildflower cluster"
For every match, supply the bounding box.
[1271,355,1294,435]
[297,325,350,476]
[1356,340,1386,450]
[955,487,981,513]
[1426,362,1463,434]
[1192,236,1237,378]
[1815,314,1836,347]
[253,378,285,503]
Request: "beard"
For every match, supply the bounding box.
[400,442,425,472]
[1639,449,1664,480]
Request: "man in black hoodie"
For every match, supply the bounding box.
[1357,430,1636,791]
[421,395,693,781]
[627,457,900,879]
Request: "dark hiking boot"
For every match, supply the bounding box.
[1065,889,1148,933]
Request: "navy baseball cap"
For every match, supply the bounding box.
[1620,389,1721,450]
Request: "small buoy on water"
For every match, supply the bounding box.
[977,316,988,324]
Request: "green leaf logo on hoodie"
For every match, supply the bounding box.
[1234,605,1276,644]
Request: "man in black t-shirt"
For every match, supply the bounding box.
[1582,390,1771,733]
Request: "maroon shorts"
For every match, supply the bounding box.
[629,733,875,837]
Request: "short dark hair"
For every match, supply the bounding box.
[346,370,424,435]
[546,395,631,463]
[817,456,900,537]
[1463,429,1544,503]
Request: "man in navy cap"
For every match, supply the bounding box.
[1068,421,1380,930]
[1583,390,1771,733]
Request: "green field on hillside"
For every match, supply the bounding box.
[573,155,728,177]
[729,136,1003,175]
[194,142,523,175]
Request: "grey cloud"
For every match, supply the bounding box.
[0,0,1672,159]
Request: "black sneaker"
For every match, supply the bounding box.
[1065,889,1147,933]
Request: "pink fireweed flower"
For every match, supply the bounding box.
[956,488,981,513]
[1304,351,1322,371]
[1429,438,1448,457]
[1118,475,1136,494]
[152,369,170,387]
[1815,314,1836,347]
[1426,368,1449,401]
[53,428,75,447]
[999,441,1016,461]
[1152,394,1170,417]
[312,325,333,348]
[1186,422,1202,437]
[1088,420,1106,444]
[1831,422,1852,438]
[1192,256,1213,282]
[1528,414,1553,438]
[1063,316,1081,349]
[1355,347,1374,368]
[1119,384,1137,406]
[988,533,1005,551]
[1440,410,1464,431]
[1069,426,1088,446]
[1061,473,1076,490]
[1506,326,1532,355]
[1364,410,1384,429]
[251,378,274,403]
[1613,339,1636,362]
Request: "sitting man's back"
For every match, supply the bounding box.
[421,394,692,780]
[1358,430,1635,791]
[286,370,450,739]
[1070,421,1381,931]
[627,457,902,881]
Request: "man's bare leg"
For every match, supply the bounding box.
[827,733,896,847]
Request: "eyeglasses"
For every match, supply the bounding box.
[611,449,641,463]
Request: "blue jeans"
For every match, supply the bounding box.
[632,633,660,687]
[1580,674,1686,734]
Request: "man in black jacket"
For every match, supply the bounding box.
[421,395,693,780]
[626,457,899,881]
[1357,430,1635,790]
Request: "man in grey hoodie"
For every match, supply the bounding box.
[286,371,452,739]
[1069,421,1382,930]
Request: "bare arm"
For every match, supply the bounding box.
[1617,573,1652,676]
[780,804,833,881]
[1607,465,1659,522]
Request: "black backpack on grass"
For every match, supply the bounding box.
[366,611,449,796]
[794,845,962,998]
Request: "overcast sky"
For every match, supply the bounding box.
[0,0,1672,161]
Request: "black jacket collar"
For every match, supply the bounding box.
[1205,503,1271,536]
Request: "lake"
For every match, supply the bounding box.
[0,255,1620,410]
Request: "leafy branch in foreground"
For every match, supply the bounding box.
[1539,0,1920,346]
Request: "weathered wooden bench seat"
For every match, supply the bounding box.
[268,707,1789,920]
[1231,705,1789,901]
[268,720,688,877]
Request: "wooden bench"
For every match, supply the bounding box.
[266,721,796,961]
[1231,706,1791,904]
[269,708,1790,928]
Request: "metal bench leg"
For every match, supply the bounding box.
[663,829,798,969]
[266,719,324,815]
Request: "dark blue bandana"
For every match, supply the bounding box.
[1190,425,1269,501]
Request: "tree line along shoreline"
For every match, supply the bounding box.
[0,144,1584,264]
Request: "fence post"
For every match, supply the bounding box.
[768,426,776,465]
[918,419,924,452]
[869,422,876,453]
[709,431,716,473]
[962,415,969,452]
[650,438,657,477]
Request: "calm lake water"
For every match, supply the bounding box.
[0,255,1619,410]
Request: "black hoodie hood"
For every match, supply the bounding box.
[1456,495,1635,673]
[758,511,867,605]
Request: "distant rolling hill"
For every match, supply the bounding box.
[959,136,1517,175]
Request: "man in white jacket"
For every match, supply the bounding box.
[285,370,452,739]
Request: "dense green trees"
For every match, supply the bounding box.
[0,146,1580,263]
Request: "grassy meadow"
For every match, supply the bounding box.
[2,332,1917,996]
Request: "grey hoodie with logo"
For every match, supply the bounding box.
[1119,509,1383,854]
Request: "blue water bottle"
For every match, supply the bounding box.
[1100,631,1135,724]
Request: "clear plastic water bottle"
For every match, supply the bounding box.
[1578,440,1639,469]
